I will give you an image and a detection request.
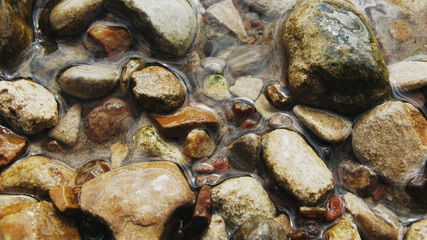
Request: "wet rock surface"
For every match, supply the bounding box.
[229,76,263,101]
[0,194,38,207]
[324,214,361,240]
[405,219,427,240]
[49,104,81,146]
[281,0,390,115]
[231,215,288,240]
[79,161,194,240]
[183,129,216,158]
[201,214,227,240]
[389,59,427,91]
[0,125,27,169]
[226,133,261,172]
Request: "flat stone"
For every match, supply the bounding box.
[0,201,80,239]
[324,214,361,240]
[255,95,280,120]
[49,186,80,214]
[226,133,261,172]
[293,105,352,143]
[58,65,118,100]
[183,129,216,158]
[131,66,186,113]
[229,76,263,101]
[49,104,81,146]
[104,0,198,56]
[0,125,27,169]
[344,193,398,240]
[0,155,76,197]
[262,129,334,205]
[352,101,427,187]
[149,105,220,138]
[280,0,390,115]
[0,194,38,207]
[211,176,276,228]
[243,0,297,18]
[207,0,248,42]
[200,57,226,74]
[389,60,427,91]
[203,75,231,101]
[201,214,227,240]
[406,219,427,240]
[80,161,195,240]
[0,79,58,135]
[49,0,103,35]
[337,161,377,197]
[231,215,288,240]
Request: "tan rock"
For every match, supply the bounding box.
[49,186,80,214]
[293,105,352,143]
[79,161,194,240]
[255,95,280,120]
[389,19,412,42]
[262,129,334,204]
[0,125,27,169]
[203,74,231,101]
[183,129,216,158]
[201,214,227,240]
[110,142,129,168]
[405,219,427,240]
[324,214,361,240]
[389,60,427,91]
[49,104,81,146]
[0,194,38,207]
[229,76,263,101]
[227,133,261,172]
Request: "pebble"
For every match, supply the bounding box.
[0,125,27,169]
[324,214,361,240]
[104,0,197,56]
[120,58,146,95]
[268,113,298,132]
[49,0,103,35]
[231,215,288,240]
[226,133,261,172]
[266,83,293,109]
[389,19,413,42]
[229,76,263,101]
[294,105,352,143]
[49,185,80,215]
[325,196,345,222]
[243,0,297,18]
[203,74,231,101]
[262,129,334,205]
[149,105,220,138]
[49,104,81,146]
[79,161,194,239]
[75,159,112,186]
[299,206,327,219]
[338,161,378,197]
[201,214,227,240]
[225,45,271,76]
[352,101,427,188]
[58,65,118,100]
[205,36,235,57]
[110,142,129,168]
[255,94,280,120]
[131,66,186,113]
[389,59,427,91]
[0,79,58,135]
[200,57,227,74]
[0,194,38,207]
[0,155,76,197]
[0,201,81,239]
[405,219,427,240]
[183,129,216,158]
[207,0,248,42]
[84,97,134,143]
[211,176,276,228]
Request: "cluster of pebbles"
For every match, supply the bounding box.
[0,0,426,239]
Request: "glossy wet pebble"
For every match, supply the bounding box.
[229,76,263,101]
[226,133,261,172]
[49,104,81,146]
[183,129,216,158]
[0,125,27,169]
[324,214,361,240]
[0,79,58,135]
[0,194,38,207]
[203,74,231,101]
[231,215,288,240]
[389,59,427,91]
[405,219,427,240]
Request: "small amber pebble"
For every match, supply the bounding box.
[75,160,112,186]
[0,125,27,169]
[266,83,293,109]
[299,206,327,219]
[212,157,229,171]
[49,186,80,215]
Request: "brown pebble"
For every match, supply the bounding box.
[299,206,327,219]
[49,186,80,215]
[325,196,345,222]
[232,102,256,119]
[338,161,377,197]
[266,83,293,109]
[194,158,215,173]
[389,19,412,42]
[47,140,68,154]
[196,174,222,186]
[75,159,112,186]
[288,230,309,240]
[373,184,386,201]
[212,157,229,171]
[0,126,27,169]
[240,119,257,129]
[191,185,212,231]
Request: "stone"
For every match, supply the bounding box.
[0,79,58,135]
[75,160,112,186]
[344,193,398,240]
[149,105,220,138]
[58,65,118,100]
[280,0,390,115]
[294,105,352,143]
[389,59,427,91]
[84,97,134,143]
[104,0,198,56]
[243,0,296,18]
[325,196,345,222]
[79,161,195,240]
[405,219,427,240]
[131,66,186,113]
[49,104,81,146]
[0,194,38,207]
[337,161,377,197]
[224,45,271,76]
[268,113,298,132]
[203,74,231,101]
[133,125,189,165]
[229,76,263,101]
[0,125,27,169]
[389,19,412,42]
[0,0,34,67]
[255,95,280,120]
[299,206,327,219]
[49,186,80,215]
[200,57,226,74]
[231,216,288,240]
[382,0,427,13]
[352,101,427,187]
[262,129,334,205]
[266,83,293,109]
[110,142,129,168]
[205,36,235,57]
[206,0,248,42]
[183,129,216,158]
[49,0,103,35]
[0,201,81,239]
[201,214,227,240]
[324,214,361,240]
[274,214,293,236]
[226,133,261,172]
[211,176,276,228]
[0,155,76,197]
[120,58,146,95]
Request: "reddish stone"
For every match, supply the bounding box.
[75,160,112,186]
[240,119,257,129]
[49,186,80,215]
[194,158,215,174]
[47,140,68,154]
[325,196,345,222]
[288,230,309,240]
[232,102,256,119]
[266,83,293,109]
[212,157,229,171]
[196,174,222,186]
[299,206,327,219]
[338,161,378,197]
[149,105,220,138]
[373,184,386,201]
[193,185,212,228]
[0,126,27,169]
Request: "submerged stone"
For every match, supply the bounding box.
[280,0,390,115]
[231,216,288,240]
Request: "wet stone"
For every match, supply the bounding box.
[201,214,227,240]
[194,158,215,174]
[225,45,271,77]
[229,76,263,101]
[212,157,229,171]
[48,186,80,215]
[243,0,297,18]
[299,206,327,219]
[389,59,427,91]
[0,79,58,135]
[0,125,27,169]
[0,194,38,207]
[325,196,345,222]
[75,159,112,186]
[268,113,298,132]
[406,168,427,204]
[49,104,81,146]
[338,161,378,197]
[324,214,361,240]
[280,0,390,115]
[266,83,293,109]
[262,129,334,205]
[149,105,220,138]
[110,142,129,168]
[84,97,134,143]
[405,219,427,240]
[211,176,276,228]
[227,133,261,172]
[203,74,231,101]
[0,155,76,197]
[389,19,412,42]
[183,129,216,158]
[200,57,226,74]
[131,66,186,113]
[79,161,195,240]
[231,215,288,240]
[0,201,81,239]
[181,185,212,238]
[120,58,146,95]
[58,65,118,100]
[255,94,280,120]
[49,0,102,35]
[205,35,235,57]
